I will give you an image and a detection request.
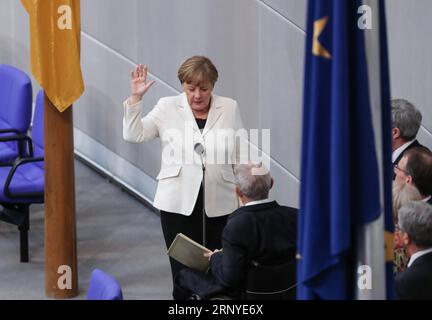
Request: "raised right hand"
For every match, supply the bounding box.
[129,64,155,105]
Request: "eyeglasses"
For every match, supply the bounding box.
[393,164,410,176]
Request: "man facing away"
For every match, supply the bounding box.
[173,163,298,300]
[395,201,432,300]
[391,99,429,169]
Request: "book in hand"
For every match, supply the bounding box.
[167,233,212,273]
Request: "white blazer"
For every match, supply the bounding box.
[123,93,247,217]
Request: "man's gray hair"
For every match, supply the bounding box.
[398,201,432,248]
[234,163,272,200]
[391,99,422,141]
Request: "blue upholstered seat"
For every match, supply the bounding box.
[0,90,44,262]
[0,64,33,164]
[87,269,124,300]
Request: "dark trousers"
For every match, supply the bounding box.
[160,185,228,294]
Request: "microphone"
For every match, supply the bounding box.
[194,143,205,169]
[194,142,205,156]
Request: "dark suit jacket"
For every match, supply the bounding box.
[395,251,432,300]
[174,201,297,299]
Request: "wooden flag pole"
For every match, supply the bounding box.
[44,94,78,298]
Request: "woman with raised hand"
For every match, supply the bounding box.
[123,56,247,296]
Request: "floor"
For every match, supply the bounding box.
[0,159,172,300]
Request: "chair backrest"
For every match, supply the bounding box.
[0,64,32,133]
[32,90,44,159]
[244,259,297,300]
[87,269,123,300]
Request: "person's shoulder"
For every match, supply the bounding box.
[396,258,432,284]
[410,140,431,152]
[213,95,238,109]
[227,206,248,221]
[226,206,253,229]
[395,267,429,299]
[275,202,298,216]
[158,94,182,106]
[395,266,413,284]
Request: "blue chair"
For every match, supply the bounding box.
[87,269,123,300]
[0,90,44,262]
[0,64,33,164]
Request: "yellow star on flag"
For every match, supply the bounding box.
[313,16,332,59]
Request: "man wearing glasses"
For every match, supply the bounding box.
[394,147,432,205]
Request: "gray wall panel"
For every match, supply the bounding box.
[81,0,139,62]
[261,0,307,30]
[137,0,261,129]
[0,0,14,65]
[250,144,300,207]
[9,2,42,100]
[259,4,305,178]
[386,0,432,149]
[417,127,432,150]
[75,34,176,179]
[11,1,30,73]
[270,159,300,208]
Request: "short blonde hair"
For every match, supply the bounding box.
[178,56,218,87]
[392,182,422,224]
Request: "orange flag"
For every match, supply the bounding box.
[21,0,84,112]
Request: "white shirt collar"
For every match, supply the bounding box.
[392,139,416,163]
[244,198,272,207]
[408,248,432,268]
[422,195,431,203]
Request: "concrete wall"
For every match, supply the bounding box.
[0,0,431,209]
[386,0,432,145]
[0,0,14,65]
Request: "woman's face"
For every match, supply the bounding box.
[182,81,213,112]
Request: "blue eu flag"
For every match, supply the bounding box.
[298,0,394,299]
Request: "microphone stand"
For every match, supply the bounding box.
[200,158,206,248]
[194,142,207,248]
